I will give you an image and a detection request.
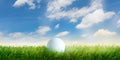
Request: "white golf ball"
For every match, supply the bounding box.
[47,38,65,52]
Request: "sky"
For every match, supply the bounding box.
[0,0,120,46]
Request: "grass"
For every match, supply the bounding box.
[0,46,120,60]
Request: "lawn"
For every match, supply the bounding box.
[0,46,120,60]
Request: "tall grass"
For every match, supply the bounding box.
[0,46,120,60]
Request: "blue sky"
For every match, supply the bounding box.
[0,0,120,46]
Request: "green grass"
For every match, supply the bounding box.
[0,46,120,60]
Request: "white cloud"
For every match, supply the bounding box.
[47,0,102,22]
[117,19,120,28]
[0,31,49,46]
[36,26,51,35]
[13,0,41,9]
[9,32,25,38]
[47,0,116,29]
[76,9,115,29]
[55,24,60,29]
[93,29,116,37]
[0,25,51,46]
[47,0,75,12]
[0,34,49,46]
[0,32,3,36]
[56,31,69,37]
[81,34,89,37]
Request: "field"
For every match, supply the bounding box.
[0,46,120,60]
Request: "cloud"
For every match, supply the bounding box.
[47,0,102,22]
[55,24,60,29]
[0,32,4,37]
[117,19,120,28]
[93,29,116,37]
[13,0,41,9]
[47,0,74,12]
[47,0,116,29]
[0,26,51,46]
[0,31,49,46]
[56,31,69,37]
[81,34,89,37]
[9,32,25,38]
[76,9,115,29]
[0,36,49,46]
[36,26,51,35]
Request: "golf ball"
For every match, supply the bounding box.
[47,38,65,52]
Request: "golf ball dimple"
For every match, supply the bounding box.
[47,38,65,52]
